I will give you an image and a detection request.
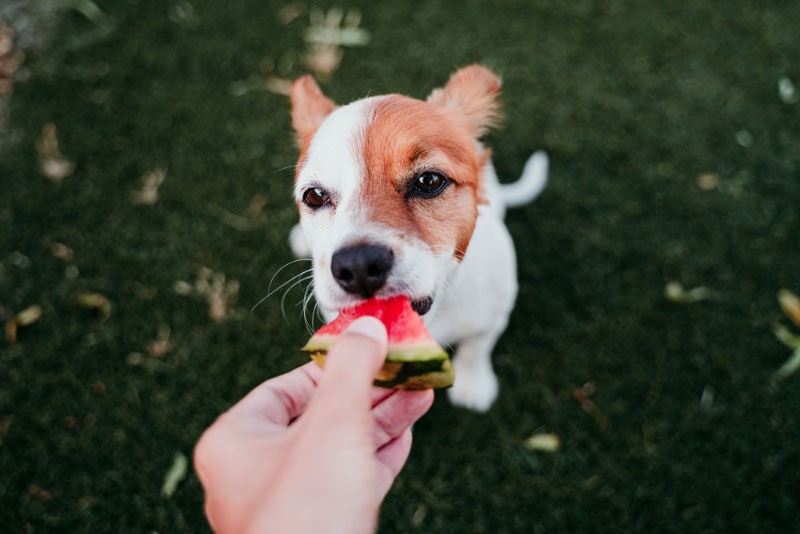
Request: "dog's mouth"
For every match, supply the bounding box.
[410,296,434,316]
[333,294,433,316]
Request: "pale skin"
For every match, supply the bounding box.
[194,317,435,533]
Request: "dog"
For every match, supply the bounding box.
[287,65,547,411]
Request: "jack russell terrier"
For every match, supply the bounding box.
[287,65,547,411]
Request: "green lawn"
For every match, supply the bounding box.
[2,1,799,532]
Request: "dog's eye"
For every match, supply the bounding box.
[411,172,449,198]
[302,187,330,209]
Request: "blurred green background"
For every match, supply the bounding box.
[2,0,799,532]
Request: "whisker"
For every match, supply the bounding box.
[439,274,458,304]
[273,163,299,174]
[254,268,312,315]
[312,301,323,331]
[250,258,313,314]
[281,273,314,321]
[426,244,467,258]
[301,282,319,334]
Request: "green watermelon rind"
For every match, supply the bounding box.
[373,358,455,390]
[302,336,447,363]
[308,351,454,390]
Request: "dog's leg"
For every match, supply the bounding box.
[447,327,504,412]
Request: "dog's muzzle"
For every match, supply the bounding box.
[331,243,394,298]
[330,243,434,315]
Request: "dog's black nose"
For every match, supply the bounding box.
[331,244,394,298]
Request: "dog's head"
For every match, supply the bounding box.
[289,65,501,317]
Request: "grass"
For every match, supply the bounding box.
[2,0,799,532]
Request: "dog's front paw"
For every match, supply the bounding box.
[447,364,498,412]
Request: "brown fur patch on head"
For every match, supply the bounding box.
[361,95,488,260]
[289,75,336,156]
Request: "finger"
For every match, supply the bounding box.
[371,389,434,449]
[374,429,414,499]
[226,361,323,426]
[225,352,393,427]
[311,316,388,413]
[222,317,388,428]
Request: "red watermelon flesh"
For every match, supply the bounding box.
[302,295,454,389]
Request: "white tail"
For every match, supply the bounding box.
[500,151,549,208]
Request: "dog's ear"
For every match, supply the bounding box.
[426,65,502,138]
[290,75,336,147]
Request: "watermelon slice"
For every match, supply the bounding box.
[302,295,454,390]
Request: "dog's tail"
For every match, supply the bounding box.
[499,151,549,208]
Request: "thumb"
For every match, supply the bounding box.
[310,316,388,412]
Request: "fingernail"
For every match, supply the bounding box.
[345,316,387,343]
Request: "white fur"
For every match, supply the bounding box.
[497,151,549,211]
[428,155,545,411]
[290,97,548,412]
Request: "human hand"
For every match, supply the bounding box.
[194,317,435,534]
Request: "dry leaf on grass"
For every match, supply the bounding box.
[161,452,188,498]
[305,7,370,47]
[26,484,53,502]
[230,74,292,97]
[232,5,369,95]
[525,433,561,453]
[74,292,112,320]
[697,173,719,191]
[208,273,240,323]
[735,129,753,148]
[303,7,370,79]
[130,167,167,205]
[265,75,292,95]
[771,289,800,386]
[778,76,797,104]
[211,194,268,231]
[770,323,800,386]
[771,350,800,386]
[778,288,800,328]
[168,1,200,28]
[147,325,172,358]
[211,205,256,231]
[0,22,25,95]
[4,316,17,344]
[175,266,241,323]
[246,193,268,218]
[15,305,42,326]
[36,123,75,182]
[230,62,292,97]
[5,305,42,343]
[278,2,305,24]
[70,0,114,28]
[773,323,800,350]
[51,242,74,261]
[664,281,713,304]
